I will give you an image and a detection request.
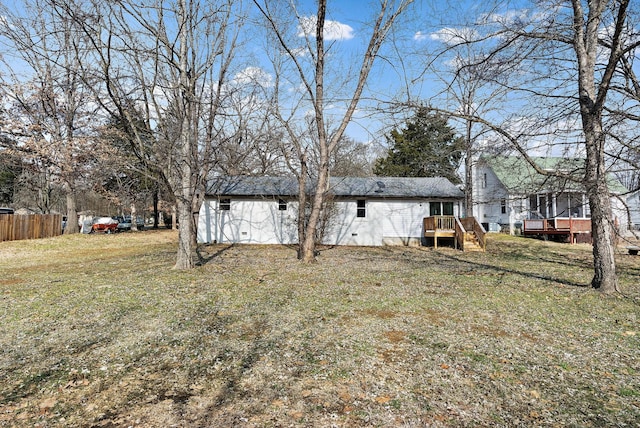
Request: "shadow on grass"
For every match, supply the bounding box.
[196,243,236,266]
[427,250,590,289]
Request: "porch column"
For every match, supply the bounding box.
[552,194,557,218]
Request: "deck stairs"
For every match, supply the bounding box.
[423,216,486,252]
[462,230,484,252]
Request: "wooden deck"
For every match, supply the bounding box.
[523,218,591,243]
[423,216,486,251]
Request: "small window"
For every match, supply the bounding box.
[482,173,487,189]
[443,202,454,216]
[220,198,231,210]
[278,198,287,211]
[356,200,366,218]
[501,199,507,214]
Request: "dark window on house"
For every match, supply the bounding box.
[431,202,453,216]
[482,173,487,189]
[357,200,366,218]
[220,198,231,210]
[501,199,507,214]
[278,198,287,211]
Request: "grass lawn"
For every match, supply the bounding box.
[1,230,639,427]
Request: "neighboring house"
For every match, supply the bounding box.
[624,190,640,230]
[473,155,628,232]
[197,176,464,246]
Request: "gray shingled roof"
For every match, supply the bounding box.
[206,176,463,199]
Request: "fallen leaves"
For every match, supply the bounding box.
[39,397,57,415]
[374,395,392,404]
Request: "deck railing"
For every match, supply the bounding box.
[423,215,456,231]
[424,215,486,251]
[523,218,591,233]
[460,216,487,250]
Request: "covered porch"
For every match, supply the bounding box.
[528,191,589,219]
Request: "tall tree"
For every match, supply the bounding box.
[427,26,509,216]
[68,0,244,268]
[374,108,464,183]
[0,0,98,231]
[254,0,413,262]
[426,0,640,292]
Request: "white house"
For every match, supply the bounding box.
[197,176,464,246]
[472,155,628,232]
[624,190,640,230]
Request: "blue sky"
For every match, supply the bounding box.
[245,0,521,146]
[247,0,445,145]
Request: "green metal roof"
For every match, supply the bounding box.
[480,155,627,195]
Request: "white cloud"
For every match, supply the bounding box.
[413,31,428,41]
[298,16,354,41]
[429,27,478,45]
[481,9,531,26]
[233,66,273,88]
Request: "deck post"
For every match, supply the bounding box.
[569,216,574,244]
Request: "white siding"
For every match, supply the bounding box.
[197,197,298,244]
[199,197,460,246]
[321,199,433,246]
[472,164,509,223]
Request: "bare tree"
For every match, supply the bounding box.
[0,0,99,232]
[253,0,413,262]
[432,52,507,216]
[64,0,245,268]
[426,0,640,292]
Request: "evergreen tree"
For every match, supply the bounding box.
[374,108,464,184]
[0,151,22,206]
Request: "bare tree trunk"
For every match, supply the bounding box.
[173,0,195,270]
[153,188,159,229]
[464,119,474,217]
[300,166,329,263]
[572,0,627,292]
[63,181,79,234]
[296,154,308,260]
[130,203,138,232]
[172,205,177,230]
[175,197,194,269]
[584,122,619,292]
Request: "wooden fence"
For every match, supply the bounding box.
[0,214,63,242]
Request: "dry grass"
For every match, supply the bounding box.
[1,230,639,427]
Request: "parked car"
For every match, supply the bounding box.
[117,216,145,231]
[91,217,119,233]
[0,207,14,214]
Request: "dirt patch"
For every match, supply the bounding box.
[383,330,406,343]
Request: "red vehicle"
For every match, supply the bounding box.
[91,217,119,233]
